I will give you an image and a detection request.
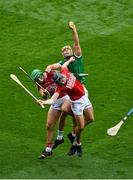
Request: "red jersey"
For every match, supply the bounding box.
[38,71,66,98]
[55,67,85,100]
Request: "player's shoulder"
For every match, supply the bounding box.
[73,53,82,59]
[58,58,66,65]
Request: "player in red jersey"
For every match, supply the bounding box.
[38,58,93,157]
[45,21,94,147]
[30,69,72,159]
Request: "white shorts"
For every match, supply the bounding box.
[50,95,70,111]
[83,85,88,95]
[71,90,92,116]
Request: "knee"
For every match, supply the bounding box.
[46,123,54,130]
[89,117,94,123]
[85,116,94,125]
[78,125,84,132]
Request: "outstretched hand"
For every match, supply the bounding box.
[37,99,45,107]
[69,56,75,62]
[68,21,75,30]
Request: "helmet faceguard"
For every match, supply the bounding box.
[53,72,66,85]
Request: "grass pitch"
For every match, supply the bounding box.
[0,0,133,179]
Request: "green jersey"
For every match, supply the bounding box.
[58,54,86,84]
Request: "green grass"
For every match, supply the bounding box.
[0,0,133,178]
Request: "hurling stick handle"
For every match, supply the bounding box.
[10,74,44,109]
[37,101,45,109]
[127,108,133,116]
[122,108,133,122]
[18,81,45,109]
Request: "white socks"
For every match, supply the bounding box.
[57,130,64,140]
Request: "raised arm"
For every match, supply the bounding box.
[62,56,75,68]
[68,21,81,57]
[45,63,61,73]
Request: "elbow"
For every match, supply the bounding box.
[62,64,66,68]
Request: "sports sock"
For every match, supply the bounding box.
[72,136,77,146]
[72,132,76,137]
[57,130,64,140]
[45,143,52,152]
[45,147,52,152]
[76,140,82,146]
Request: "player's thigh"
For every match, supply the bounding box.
[61,99,71,113]
[74,115,85,129]
[47,108,61,127]
[83,106,94,122]
[59,111,68,121]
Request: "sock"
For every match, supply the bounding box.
[45,147,52,152]
[57,130,64,140]
[72,132,76,137]
[45,143,53,152]
[76,140,82,146]
[72,136,77,146]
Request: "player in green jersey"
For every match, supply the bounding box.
[45,22,94,154]
[45,21,85,84]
